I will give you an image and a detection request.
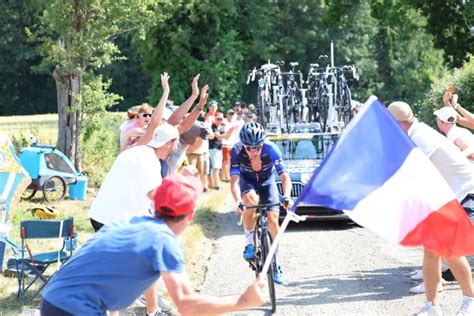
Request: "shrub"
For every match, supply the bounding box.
[81,113,123,187]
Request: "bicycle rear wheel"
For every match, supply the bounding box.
[261,232,276,313]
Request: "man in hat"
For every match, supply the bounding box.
[42,175,267,316]
[434,106,474,161]
[388,101,474,315]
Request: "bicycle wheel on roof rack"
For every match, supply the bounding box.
[340,85,353,126]
[317,87,329,132]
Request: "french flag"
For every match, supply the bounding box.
[294,96,474,258]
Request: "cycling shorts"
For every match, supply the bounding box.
[240,176,280,212]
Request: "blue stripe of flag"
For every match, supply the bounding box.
[293,97,415,211]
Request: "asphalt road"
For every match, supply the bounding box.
[199,208,469,315]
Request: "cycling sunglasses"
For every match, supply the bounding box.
[244,145,262,152]
[141,113,152,118]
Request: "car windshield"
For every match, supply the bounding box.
[272,135,338,160]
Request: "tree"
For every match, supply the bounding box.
[33,0,163,170]
[142,0,244,106]
[0,0,56,115]
[368,0,444,104]
[410,0,474,67]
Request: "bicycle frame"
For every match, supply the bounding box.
[243,202,280,313]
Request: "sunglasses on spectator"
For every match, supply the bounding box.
[244,145,262,152]
[141,113,152,118]
[216,118,223,121]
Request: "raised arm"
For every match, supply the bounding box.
[137,73,170,146]
[178,85,209,134]
[454,103,474,129]
[168,74,200,126]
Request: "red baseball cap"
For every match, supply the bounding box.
[154,174,203,217]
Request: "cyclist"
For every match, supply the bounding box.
[230,122,293,284]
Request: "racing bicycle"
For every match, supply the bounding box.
[238,202,282,314]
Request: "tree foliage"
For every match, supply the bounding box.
[410,0,473,67]
[0,0,56,115]
[0,0,471,126]
[30,0,164,169]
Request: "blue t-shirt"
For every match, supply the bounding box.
[230,141,286,183]
[43,217,184,315]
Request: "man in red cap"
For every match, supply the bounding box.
[41,174,267,316]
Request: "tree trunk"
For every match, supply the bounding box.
[53,65,82,172]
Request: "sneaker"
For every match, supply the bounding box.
[274,266,283,285]
[414,301,443,316]
[410,282,443,294]
[442,269,456,282]
[243,244,255,260]
[136,295,172,313]
[457,295,474,315]
[411,269,424,281]
[157,296,172,313]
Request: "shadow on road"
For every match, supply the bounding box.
[276,266,435,307]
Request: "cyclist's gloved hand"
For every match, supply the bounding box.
[236,201,246,215]
[281,196,292,209]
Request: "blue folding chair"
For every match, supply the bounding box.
[15,218,75,302]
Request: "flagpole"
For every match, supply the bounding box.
[261,212,306,276]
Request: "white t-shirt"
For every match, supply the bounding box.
[88,145,162,224]
[447,126,474,158]
[231,118,245,145]
[408,119,474,201]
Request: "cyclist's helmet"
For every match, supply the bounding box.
[239,122,266,146]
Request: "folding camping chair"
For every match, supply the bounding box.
[15,218,75,302]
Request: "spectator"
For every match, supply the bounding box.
[208,112,235,190]
[205,100,218,125]
[119,105,140,136]
[246,112,257,123]
[41,175,267,316]
[120,103,153,151]
[186,115,210,190]
[233,101,242,116]
[351,100,363,116]
[221,109,238,182]
[248,103,256,114]
[434,107,474,161]
[166,85,210,175]
[443,90,474,129]
[388,101,474,316]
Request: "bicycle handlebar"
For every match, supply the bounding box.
[242,202,282,209]
[237,202,284,226]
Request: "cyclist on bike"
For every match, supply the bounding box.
[230,122,293,284]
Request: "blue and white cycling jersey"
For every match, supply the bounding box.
[230,141,287,183]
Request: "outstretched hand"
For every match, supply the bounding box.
[161,73,170,92]
[237,277,268,310]
[192,74,200,97]
[198,85,209,109]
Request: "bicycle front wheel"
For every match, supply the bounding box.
[262,233,276,313]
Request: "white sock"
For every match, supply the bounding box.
[244,229,254,245]
[146,311,157,316]
[441,261,449,272]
